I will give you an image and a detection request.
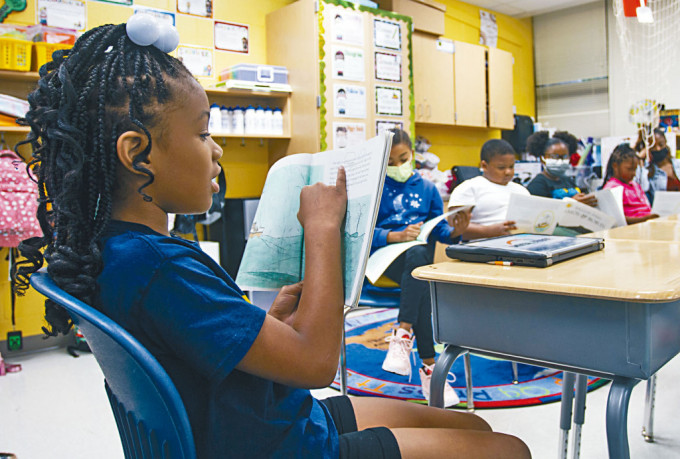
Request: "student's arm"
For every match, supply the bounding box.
[462,220,517,240]
[625,213,659,225]
[237,168,348,388]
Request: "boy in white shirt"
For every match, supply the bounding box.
[447,139,529,240]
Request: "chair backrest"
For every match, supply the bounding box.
[30,271,196,459]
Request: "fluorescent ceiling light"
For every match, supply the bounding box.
[637,5,654,23]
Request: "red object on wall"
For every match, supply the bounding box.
[623,0,641,17]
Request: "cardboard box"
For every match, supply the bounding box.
[376,0,446,36]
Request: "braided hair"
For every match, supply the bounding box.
[603,143,638,185]
[13,23,193,336]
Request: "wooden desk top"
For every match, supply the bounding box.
[588,219,680,242]
[413,239,680,302]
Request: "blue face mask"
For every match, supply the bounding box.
[386,161,413,182]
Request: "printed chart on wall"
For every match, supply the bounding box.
[332,9,364,46]
[375,86,402,116]
[133,6,175,26]
[37,0,86,31]
[334,85,367,119]
[332,46,365,81]
[333,122,366,149]
[374,18,401,51]
[177,0,212,18]
[215,21,249,54]
[375,52,401,82]
[177,46,213,77]
[376,120,403,137]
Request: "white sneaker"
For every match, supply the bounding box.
[419,363,460,408]
[382,328,414,377]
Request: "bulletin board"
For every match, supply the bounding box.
[318,0,414,151]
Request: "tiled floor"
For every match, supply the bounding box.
[2,347,680,458]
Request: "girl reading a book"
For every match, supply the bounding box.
[14,21,529,459]
[603,144,658,225]
[372,129,471,408]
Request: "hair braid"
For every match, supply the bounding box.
[14,23,194,336]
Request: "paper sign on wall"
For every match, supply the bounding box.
[376,120,403,136]
[334,84,367,119]
[375,52,401,82]
[215,21,249,53]
[177,46,213,77]
[37,0,86,31]
[133,6,175,26]
[332,46,364,81]
[375,86,402,116]
[374,18,401,50]
[333,122,366,149]
[177,0,212,18]
[333,10,364,46]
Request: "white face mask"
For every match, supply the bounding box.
[543,158,570,177]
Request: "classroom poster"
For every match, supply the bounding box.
[480,10,498,48]
[373,18,401,50]
[332,10,364,46]
[177,0,212,18]
[333,122,366,149]
[91,0,131,5]
[334,85,366,119]
[133,6,176,26]
[374,52,401,82]
[376,120,403,136]
[332,46,364,81]
[215,21,249,53]
[375,86,402,116]
[177,46,213,77]
[37,0,86,31]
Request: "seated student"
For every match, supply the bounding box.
[14,22,530,459]
[526,131,598,207]
[603,144,658,224]
[447,139,529,240]
[373,128,471,407]
[644,127,680,203]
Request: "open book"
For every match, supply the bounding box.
[651,191,680,217]
[235,133,392,308]
[506,191,619,236]
[364,206,472,284]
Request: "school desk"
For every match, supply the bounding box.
[588,216,680,242]
[412,239,680,459]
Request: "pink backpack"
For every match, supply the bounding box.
[0,150,42,247]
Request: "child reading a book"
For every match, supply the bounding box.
[372,129,471,407]
[14,21,529,459]
[447,139,529,240]
[603,143,658,224]
[526,131,598,207]
[644,128,680,203]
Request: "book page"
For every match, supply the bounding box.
[560,198,616,233]
[506,194,566,235]
[235,154,313,291]
[651,191,680,216]
[593,187,626,227]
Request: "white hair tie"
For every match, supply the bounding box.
[126,13,180,53]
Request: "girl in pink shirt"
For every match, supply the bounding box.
[603,143,658,224]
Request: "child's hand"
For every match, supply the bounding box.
[268,281,303,326]
[488,220,517,236]
[450,208,471,239]
[297,166,347,230]
[573,193,598,207]
[388,223,422,242]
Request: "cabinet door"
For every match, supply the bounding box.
[488,47,514,129]
[413,33,454,125]
[453,41,486,127]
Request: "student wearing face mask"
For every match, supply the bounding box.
[644,128,680,203]
[525,130,598,207]
[372,129,471,407]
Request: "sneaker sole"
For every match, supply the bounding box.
[381,362,411,376]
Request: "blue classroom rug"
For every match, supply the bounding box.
[332,309,609,408]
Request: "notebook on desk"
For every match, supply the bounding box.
[445,233,605,268]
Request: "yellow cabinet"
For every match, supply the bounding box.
[487,47,514,129]
[453,41,486,128]
[413,33,454,125]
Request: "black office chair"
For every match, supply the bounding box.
[30,271,196,459]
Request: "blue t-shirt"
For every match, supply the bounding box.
[97,221,337,458]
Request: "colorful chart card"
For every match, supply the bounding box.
[177,0,212,18]
[215,21,249,53]
[374,52,401,82]
[332,46,365,81]
[374,18,400,50]
[375,86,402,116]
[333,122,366,149]
[376,120,403,136]
[334,84,367,119]
[332,10,364,46]
[133,6,176,26]
[177,46,213,77]
[37,0,86,31]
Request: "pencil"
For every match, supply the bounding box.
[486,261,513,266]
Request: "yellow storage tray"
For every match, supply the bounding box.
[0,38,32,72]
[33,42,71,71]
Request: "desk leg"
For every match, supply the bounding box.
[642,374,656,442]
[463,352,475,412]
[570,374,588,459]
[606,377,639,459]
[559,372,576,459]
[430,345,465,409]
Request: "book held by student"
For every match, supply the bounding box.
[236,133,392,307]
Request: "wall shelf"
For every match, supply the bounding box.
[0,126,30,133]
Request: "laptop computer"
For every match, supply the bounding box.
[445,233,605,268]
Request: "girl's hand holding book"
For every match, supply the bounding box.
[297,166,347,230]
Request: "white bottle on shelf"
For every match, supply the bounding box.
[272,107,283,135]
[244,105,256,135]
[220,105,231,134]
[232,106,245,134]
[264,106,274,135]
[209,103,222,134]
[255,106,266,134]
